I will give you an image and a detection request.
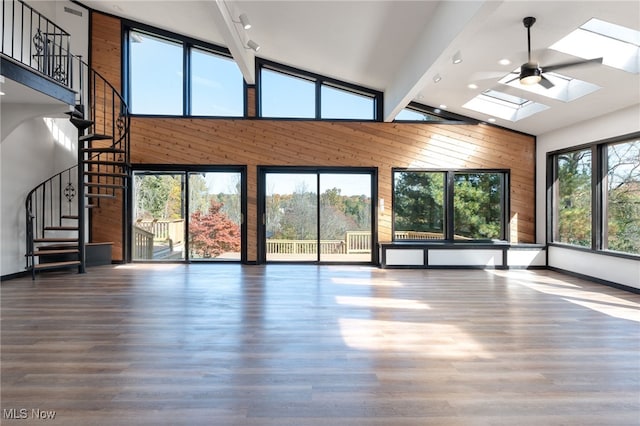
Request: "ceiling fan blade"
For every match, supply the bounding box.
[538,75,554,89]
[543,57,603,73]
[504,75,520,85]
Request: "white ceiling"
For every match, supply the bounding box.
[7,0,640,136]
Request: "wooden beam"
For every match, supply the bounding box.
[383,1,501,122]
[208,0,256,85]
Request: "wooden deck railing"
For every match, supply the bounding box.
[135,220,184,244]
[132,225,153,259]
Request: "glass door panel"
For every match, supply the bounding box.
[265,173,318,261]
[319,173,372,262]
[188,172,242,261]
[132,172,185,260]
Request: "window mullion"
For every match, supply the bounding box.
[446,171,455,241]
[184,43,190,116]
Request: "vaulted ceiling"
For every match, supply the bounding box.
[52,1,640,135]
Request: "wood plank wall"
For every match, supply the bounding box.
[91,12,536,263]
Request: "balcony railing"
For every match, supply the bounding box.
[2,0,72,88]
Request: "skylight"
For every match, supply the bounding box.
[499,71,601,102]
[550,18,640,74]
[462,89,548,122]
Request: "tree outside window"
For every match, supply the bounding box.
[606,140,640,254]
[556,149,592,247]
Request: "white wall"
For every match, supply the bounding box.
[0,1,87,277]
[0,117,76,276]
[537,104,640,288]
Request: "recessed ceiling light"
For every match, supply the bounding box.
[468,83,478,89]
[433,74,442,83]
[498,58,511,66]
[488,118,496,123]
[439,104,447,109]
[434,108,441,114]
[0,91,5,96]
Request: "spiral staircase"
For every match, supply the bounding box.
[12,1,131,278]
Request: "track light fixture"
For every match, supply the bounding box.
[239,13,251,30]
[246,39,260,52]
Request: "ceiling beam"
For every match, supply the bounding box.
[208,0,255,84]
[383,1,501,122]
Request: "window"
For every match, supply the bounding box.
[126,26,244,117]
[129,31,183,115]
[550,134,640,257]
[132,168,245,262]
[260,69,315,118]
[320,85,374,119]
[555,148,592,247]
[258,60,382,120]
[454,173,504,240]
[605,140,640,254]
[394,171,445,239]
[191,48,243,116]
[393,170,508,241]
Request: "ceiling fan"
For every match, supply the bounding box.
[508,16,603,89]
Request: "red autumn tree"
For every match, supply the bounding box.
[189,200,240,258]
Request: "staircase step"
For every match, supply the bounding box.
[85,193,116,199]
[85,182,125,189]
[64,108,83,119]
[84,171,127,178]
[34,260,81,271]
[34,237,79,243]
[70,117,94,131]
[33,243,78,250]
[85,160,127,166]
[44,226,79,231]
[82,147,126,154]
[32,249,79,256]
[80,133,113,142]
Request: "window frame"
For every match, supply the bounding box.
[123,21,245,118]
[256,58,383,121]
[392,168,510,243]
[394,102,479,124]
[128,164,248,263]
[547,132,640,259]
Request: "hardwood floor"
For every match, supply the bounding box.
[1,264,639,425]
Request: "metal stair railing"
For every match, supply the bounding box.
[24,44,130,278]
[1,0,72,88]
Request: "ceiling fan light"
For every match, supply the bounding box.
[521,75,542,85]
[520,67,542,85]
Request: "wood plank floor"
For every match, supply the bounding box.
[1,265,639,425]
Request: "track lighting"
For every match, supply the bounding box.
[246,40,260,52]
[239,13,251,30]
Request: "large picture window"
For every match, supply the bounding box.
[393,169,508,241]
[605,140,640,254]
[454,172,504,240]
[550,134,639,257]
[555,148,592,247]
[258,60,382,120]
[126,26,243,117]
[129,31,183,115]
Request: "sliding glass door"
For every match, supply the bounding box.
[265,173,318,261]
[188,171,242,261]
[262,168,375,263]
[319,173,372,262]
[132,168,244,262]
